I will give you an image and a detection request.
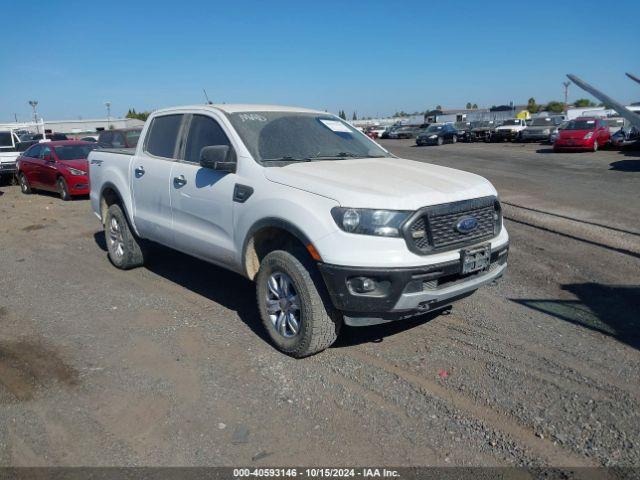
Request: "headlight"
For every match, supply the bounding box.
[67,167,87,176]
[584,132,593,140]
[331,207,410,237]
[429,135,438,139]
[542,129,550,134]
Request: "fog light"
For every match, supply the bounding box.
[350,276,376,293]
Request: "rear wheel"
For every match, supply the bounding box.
[104,203,146,269]
[18,172,32,194]
[57,177,71,201]
[256,250,341,357]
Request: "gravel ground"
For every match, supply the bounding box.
[0,141,638,467]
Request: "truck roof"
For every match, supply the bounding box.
[152,104,325,115]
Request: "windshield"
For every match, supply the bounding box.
[565,120,596,130]
[454,123,468,129]
[531,118,552,126]
[605,119,624,127]
[473,121,493,128]
[426,125,444,132]
[227,112,389,162]
[0,132,14,148]
[502,119,520,126]
[54,144,95,160]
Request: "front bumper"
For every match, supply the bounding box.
[0,163,17,174]
[416,137,439,145]
[319,242,508,325]
[554,140,592,150]
[521,132,551,142]
[66,175,90,195]
[493,130,519,141]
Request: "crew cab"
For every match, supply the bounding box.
[493,118,528,142]
[89,105,509,357]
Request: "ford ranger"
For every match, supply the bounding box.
[89,105,509,357]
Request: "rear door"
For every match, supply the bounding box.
[131,114,185,247]
[21,144,43,185]
[170,113,237,267]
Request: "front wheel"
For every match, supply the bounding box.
[451,135,457,144]
[18,172,32,194]
[592,140,599,152]
[437,136,444,146]
[57,177,71,201]
[256,250,341,357]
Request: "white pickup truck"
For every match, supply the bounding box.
[0,129,23,181]
[89,104,509,357]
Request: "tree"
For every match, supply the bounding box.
[574,98,596,108]
[526,97,539,114]
[126,108,151,121]
[338,110,346,120]
[466,102,472,109]
[472,103,478,109]
[545,101,565,113]
[435,105,442,110]
[352,111,357,121]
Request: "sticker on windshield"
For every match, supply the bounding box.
[319,119,353,133]
[238,113,267,122]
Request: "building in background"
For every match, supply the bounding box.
[0,117,145,136]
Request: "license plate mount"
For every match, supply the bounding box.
[461,244,491,274]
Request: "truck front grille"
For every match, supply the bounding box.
[403,196,500,254]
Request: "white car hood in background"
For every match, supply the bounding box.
[265,157,497,210]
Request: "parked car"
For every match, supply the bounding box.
[416,124,459,146]
[97,127,143,149]
[387,125,423,139]
[81,136,98,142]
[89,104,509,357]
[493,118,528,142]
[453,122,472,142]
[520,116,564,143]
[470,121,498,142]
[367,126,387,139]
[0,129,22,181]
[610,125,640,149]
[553,117,611,152]
[550,121,568,144]
[17,132,68,150]
[16,140,96,199]
[379,126,400,139]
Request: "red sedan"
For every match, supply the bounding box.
[16,140,96,200]
[553,117,610,152]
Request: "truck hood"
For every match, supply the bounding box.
[264,157,496,210]
[0,151,19,164]
[496,125,525,131]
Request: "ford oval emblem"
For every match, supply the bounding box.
[455,216,479,234]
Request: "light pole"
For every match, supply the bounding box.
[563,81,570,114]
[28,100,39,131]
[105,101,112,129]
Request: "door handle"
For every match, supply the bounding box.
[173,175,187,187]
[134,166,145,177]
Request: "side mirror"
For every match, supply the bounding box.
[200,145,236,173]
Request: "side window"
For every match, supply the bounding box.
[27,144,43,158]
[184,114,230,163]
[41,146,51,159]
[99,131,113,146]
[145,114,183,159]
[111,132,125,148]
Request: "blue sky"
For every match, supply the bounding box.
[1,0,639,121]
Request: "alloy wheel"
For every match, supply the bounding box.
[108,216,125,259]
[265,272,301,338]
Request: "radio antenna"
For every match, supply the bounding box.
[203,89,213,104]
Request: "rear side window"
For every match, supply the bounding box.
[98,131,113,147]
[111,132,125,148]
[184,115,230,163]
[125,130,141,147]
[145,115,183,159]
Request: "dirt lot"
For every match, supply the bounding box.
[0,142,638,467]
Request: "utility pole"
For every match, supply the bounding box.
[105,101,112,129]
[13,113,18,123]
[28,100,39,132]
[563,81,570,114]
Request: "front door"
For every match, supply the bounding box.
[131,113,184,247]
[170,113,237,267]
[40,145,58,188]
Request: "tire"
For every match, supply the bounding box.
[104,203,146,269]
[256,249,341,358]
[452,135,457,144]
[592,140,599,152]
[18,172,31,194]
[437,136,443,146]
[57,177,71,201]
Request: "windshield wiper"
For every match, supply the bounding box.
[311,152,376,160]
